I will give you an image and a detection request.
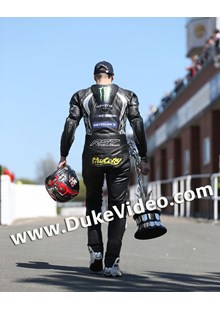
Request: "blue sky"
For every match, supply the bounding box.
[0,17,190,180]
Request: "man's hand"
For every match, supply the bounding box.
[138,160,150,176]
[57,156,67,169]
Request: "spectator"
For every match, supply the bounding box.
[174,78,184,95]
[214,29,220,51]
[186,55,201,81]
[149,105,158,115]
[161,92,171,108]
[202,36,215,64]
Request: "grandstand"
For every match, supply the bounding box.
[144,17,220,219]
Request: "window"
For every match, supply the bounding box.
[155,167,160,180]
[203,137,210,165]
[183,149,190,175]
[168,159,173,179]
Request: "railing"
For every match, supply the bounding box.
[145,45,220,129]
[146,173,220,221]
[211,173,220,220]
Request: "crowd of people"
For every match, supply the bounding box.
[186,28,220,81]
[146,29,220,125]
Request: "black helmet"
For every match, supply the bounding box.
[45,165,79,202]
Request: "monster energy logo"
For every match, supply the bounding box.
[99,86,109,102]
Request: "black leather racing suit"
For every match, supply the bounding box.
[60,83,148,267]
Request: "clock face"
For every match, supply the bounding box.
[194,24,206,38]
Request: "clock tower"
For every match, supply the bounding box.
[186,17,220,58]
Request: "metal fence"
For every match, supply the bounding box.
[146,173,220,220]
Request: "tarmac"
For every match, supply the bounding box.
[0,213,220,293]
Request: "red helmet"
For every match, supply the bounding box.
[45,165,79,202]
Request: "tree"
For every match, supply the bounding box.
[36,153,57,184]
[0,165,15,182]
[74,175,86,202]
[16,178,37,184]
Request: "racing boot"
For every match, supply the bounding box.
[88,246,103,272]
[104,257,122,277]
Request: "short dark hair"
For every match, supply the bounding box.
[94,73,113,79]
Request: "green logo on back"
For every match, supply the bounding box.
[99,86,108,102]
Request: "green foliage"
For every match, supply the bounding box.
[16,178,37,185]
[74,175,86,202]
[0,165,7,174]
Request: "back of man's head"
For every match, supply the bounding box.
[94,61,114,84]
[94,61,114,75]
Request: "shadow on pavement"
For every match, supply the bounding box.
[15,261,220,292]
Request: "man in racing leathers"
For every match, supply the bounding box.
[58,61,150,277]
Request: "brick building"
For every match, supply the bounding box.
[143,18,220,219]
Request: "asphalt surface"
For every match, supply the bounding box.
[0,214,220,292]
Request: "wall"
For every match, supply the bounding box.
[0,175,57,225]
[146,65,219,155]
